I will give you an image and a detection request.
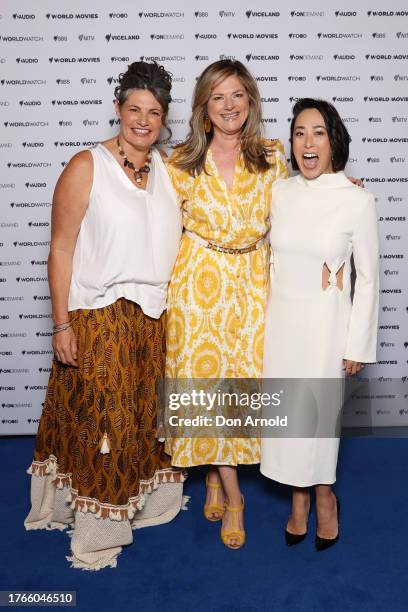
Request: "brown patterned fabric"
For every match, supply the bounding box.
[31,298,184,519]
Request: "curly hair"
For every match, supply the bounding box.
[290,98,351,172]
[114,61,173,140]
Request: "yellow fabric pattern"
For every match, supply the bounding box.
[165,140,289,467]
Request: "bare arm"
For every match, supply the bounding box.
[49,150,93,364]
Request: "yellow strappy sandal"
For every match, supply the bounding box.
[203,475,226,522]
[221,496,245,549]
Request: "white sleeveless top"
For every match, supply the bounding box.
[68,144,182,318]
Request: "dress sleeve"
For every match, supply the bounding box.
[343,193,379,363]
[165,157,189,209]
[272,139,289,180]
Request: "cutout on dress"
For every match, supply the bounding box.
[322,262,345,291]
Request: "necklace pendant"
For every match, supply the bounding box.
[117,138,151,186]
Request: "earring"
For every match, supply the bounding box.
[204,116,212,133]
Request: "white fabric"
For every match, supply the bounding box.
[261,172,379,486]
[131,482,184,529]
[25,475,184,570]
[68,511,132,570]
[68,144,182,318]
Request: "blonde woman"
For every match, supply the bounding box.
[164,60,288,549]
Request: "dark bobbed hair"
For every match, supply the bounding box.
[290,98,351,172]
[114,61,173,141]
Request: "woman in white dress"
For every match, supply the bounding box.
[261,98,379,550]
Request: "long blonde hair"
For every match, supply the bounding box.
[172,60,276,176]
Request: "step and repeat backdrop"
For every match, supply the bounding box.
[0,0,407,434]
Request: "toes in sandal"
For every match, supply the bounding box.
[203,475,225,522]
[221,496,245,549]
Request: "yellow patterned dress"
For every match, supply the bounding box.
[165,140,288,467]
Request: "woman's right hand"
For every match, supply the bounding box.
[52,327,78,367]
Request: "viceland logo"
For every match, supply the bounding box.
[105,33,140,41]
[245,10,280,18]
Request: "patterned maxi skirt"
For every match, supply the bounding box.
[25,298,186,570]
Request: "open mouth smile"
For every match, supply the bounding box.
[131,127,151,136]
[220,112,240,121]
[302,152,319,170]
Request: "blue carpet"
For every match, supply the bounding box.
[0,436,407,612]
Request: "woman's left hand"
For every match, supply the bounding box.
[343,359,364,376]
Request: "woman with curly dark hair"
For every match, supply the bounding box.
[24,62,185,569]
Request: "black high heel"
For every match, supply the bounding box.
[285,528,307,546]
[285,497,310,546]
[315,497,340,551]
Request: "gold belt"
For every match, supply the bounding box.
[184,230,266,255]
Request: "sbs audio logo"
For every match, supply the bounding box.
[12,13,35,19]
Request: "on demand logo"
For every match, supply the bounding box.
[291,10,325,17]
[151,34,184,39]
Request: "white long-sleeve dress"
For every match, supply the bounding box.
[260,171,379,487]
